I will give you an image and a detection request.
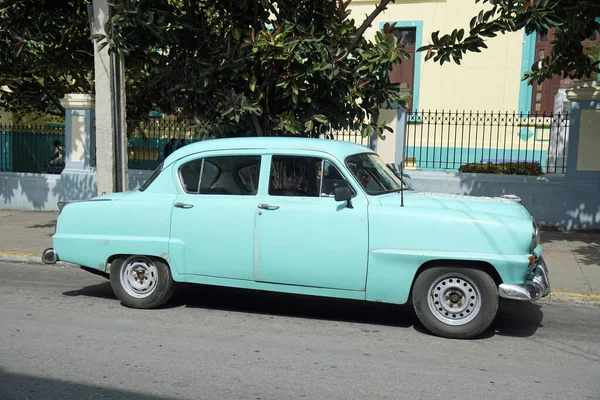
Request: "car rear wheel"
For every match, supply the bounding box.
[412,266,498,339]
[110,255,176,309]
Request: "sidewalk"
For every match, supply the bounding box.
[1,209,599,300]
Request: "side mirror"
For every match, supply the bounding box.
[334,185,354,209]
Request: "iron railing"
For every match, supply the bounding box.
[404,110,570,174]
[0,124,66,173]
[127,119,368,170]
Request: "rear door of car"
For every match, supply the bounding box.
[169,150,263,279]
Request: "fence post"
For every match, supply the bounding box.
[394,106,407,167]
[59,94,96,173]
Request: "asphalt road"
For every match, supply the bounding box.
[1,261,599,400]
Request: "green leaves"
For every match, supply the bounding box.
[2,0,406,138]
[418,0,600,84]
[0,0,94,119]
[313,114,328,124]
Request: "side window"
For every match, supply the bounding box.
[269,156,320,197]
[179,156,261,195]
[318,160,355,198]
[269,156,353,198]
[237,164,260,194]
[179,159,204,193]
[199,161,219,191]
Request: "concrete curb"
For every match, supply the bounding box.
[0,252,73,268]
[538,291,600,307]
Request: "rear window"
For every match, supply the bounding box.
[138,162,163,192]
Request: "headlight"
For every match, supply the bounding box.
[530,221,540,252]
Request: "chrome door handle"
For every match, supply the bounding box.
[258,204,279,210]
[174,202,194,209]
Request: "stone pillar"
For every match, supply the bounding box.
[59,94,96,172]
[565,81,600,177]
[58,93,98,201]
[547,78,572,173]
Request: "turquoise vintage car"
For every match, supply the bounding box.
[42,137,550,339]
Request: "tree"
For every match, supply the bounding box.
[0,0,94,120]
[418,0,600,85]
[97,0,407,138]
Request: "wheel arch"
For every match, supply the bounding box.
[106,254,171,275]
[408,259,503,301]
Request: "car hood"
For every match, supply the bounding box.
[378,191,532,221]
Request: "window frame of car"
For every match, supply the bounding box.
[265,151,361,200]
[138,162,164,192]
[344,151,409,195]
[175,151,263,196]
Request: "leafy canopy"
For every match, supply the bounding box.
[96,0,406,138]
[0,0,94,119]
[418,0,600,84]
[3,0,599,134]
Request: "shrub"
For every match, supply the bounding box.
[459,162,543,176]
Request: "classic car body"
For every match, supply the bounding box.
[43,137,550,338]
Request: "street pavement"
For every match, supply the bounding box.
[1,209,599,298]
[1,261,599,400]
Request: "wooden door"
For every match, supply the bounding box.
[389,28,416,111]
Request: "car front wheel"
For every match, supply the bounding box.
[412,266,498,339]
[110,255,176,309]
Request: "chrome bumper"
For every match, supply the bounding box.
[498,256,551,301]
[42,248,58,264]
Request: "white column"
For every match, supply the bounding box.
[57,93,98,201]
[92,0,128,194]
[548,78,572,173]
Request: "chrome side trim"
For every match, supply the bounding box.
[42,248,58,264]
[498,256,551,301]
[58,198,113,213]
[497,194,522,202]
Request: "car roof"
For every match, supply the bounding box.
[164,136,374,165]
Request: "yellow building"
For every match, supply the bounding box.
[349,0,542,114]
[348,1,599,171]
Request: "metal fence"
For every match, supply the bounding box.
[0,124,66,173]
[127,119,369,170]
[404,110,570,174]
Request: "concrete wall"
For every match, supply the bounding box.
[404,170,600,229]
[350,0,524,112]
[0,169,151,211]
[4,166,597,229]
[0,171,96,211]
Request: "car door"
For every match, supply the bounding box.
[253,153,369,291]
[170,152,262,280]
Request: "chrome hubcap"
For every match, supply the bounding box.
[427,273,482,326]
[120,257,158,299]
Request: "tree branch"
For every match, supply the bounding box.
[350,0,393,48]
[251,114,264,136]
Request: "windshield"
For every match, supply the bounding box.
[139,162,163,192]
[345,153,408,195]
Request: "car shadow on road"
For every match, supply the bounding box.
[0,367,175,400]
[62,282,545,339]
[176,283,417,328]
[62,281,117,300]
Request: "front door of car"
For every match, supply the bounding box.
[170,153,262,279]
[253,154,369,291]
